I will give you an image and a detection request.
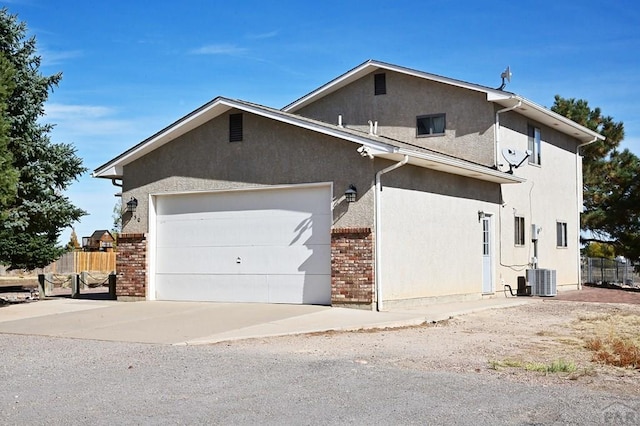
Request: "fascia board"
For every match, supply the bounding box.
[282,61,374,112]
[93,98,233,178]
[518,97,605,141]
[283,59,513,113]
[394,148,526,184]
[492,96,605,143]
[93,97,397,178]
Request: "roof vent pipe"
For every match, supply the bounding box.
[374,121,378,135]
[338,114,343,128]
[368,120,374,135]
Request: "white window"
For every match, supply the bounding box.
[556,221,568,248]
[417,114,445,136]
[514,216,525,246]
[528,125,541,165]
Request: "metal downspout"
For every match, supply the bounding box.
[494,101,522,169]
[375,155,409,311]
[576,137,598,290]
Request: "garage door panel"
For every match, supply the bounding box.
[156,244,330,275]
[155,274,329,304]
[157,186,328,216]
[157,212,331,247]
[267,274,331,305]
[154,185,332,305]
[155,274,270,303]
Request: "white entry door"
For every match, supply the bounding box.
[482,216,493,293]
[153,185,332,305]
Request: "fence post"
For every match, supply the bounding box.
[45,273,53,295]
[108,273,117,300]
[71,274,80,298]
[80,271,88,290]
[38,274,46,298]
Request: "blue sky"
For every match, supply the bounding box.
[3,0,640,244]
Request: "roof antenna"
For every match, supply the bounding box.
[497,66,512,90]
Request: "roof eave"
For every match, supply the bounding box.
[283,59,513,113]
[492,96,605,143]
[397,150,525,184]
[92,97,398,179]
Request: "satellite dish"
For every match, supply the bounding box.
[502,148,531,174]
[497,66,512,90]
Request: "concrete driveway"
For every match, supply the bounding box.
[0,296,532,345]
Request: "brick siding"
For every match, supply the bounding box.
[115,233,147,299]
[331,227,375,308]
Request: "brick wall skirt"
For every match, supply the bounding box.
[115,233,147,300]
[331,227,375,309]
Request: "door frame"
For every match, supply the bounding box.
[481,214,495,294]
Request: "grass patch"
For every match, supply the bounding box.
[524,359,576,373]
[489,358,576,373]
[488,359,523,370]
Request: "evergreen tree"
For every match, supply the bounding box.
[552,95,640,261]
[0,8,86,270]
[0,53,18,211]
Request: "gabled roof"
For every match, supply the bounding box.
[93,97,523,185]
[283,59,604,144]
[88,230,114,241]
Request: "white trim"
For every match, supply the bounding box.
[482,213,496,294]
[283,60,605,144]
[384,150,525,185]
[93,98,394,179]
[148,181,334,199]
[283,60,512,112]
[147,194,158,301]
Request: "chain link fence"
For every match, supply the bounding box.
[581,257,640,287]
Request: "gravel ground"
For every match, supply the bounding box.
[1,300,639,424]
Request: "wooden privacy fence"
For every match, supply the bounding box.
[47,251,116,274]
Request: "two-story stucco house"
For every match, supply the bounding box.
[93,60,604,310]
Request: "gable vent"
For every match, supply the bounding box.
[229,113,243,142]
[374,73,386,95]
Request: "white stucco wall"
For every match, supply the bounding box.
[497,113,581,290]
[376,163,502,307]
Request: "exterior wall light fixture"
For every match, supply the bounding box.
[126,197,138,213]
[345,184,357,203]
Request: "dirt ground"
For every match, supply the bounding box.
[229,299,640,395]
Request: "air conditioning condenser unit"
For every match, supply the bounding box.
[526,269,557,296]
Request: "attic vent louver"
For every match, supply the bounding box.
[374,73,386,95]
[229,113,243,142]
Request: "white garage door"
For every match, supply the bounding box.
[154,185,332,304]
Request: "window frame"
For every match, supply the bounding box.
[514,215,525,246]
[416,113,446,137]
[556,221,568,248]
[528,125,541,165]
